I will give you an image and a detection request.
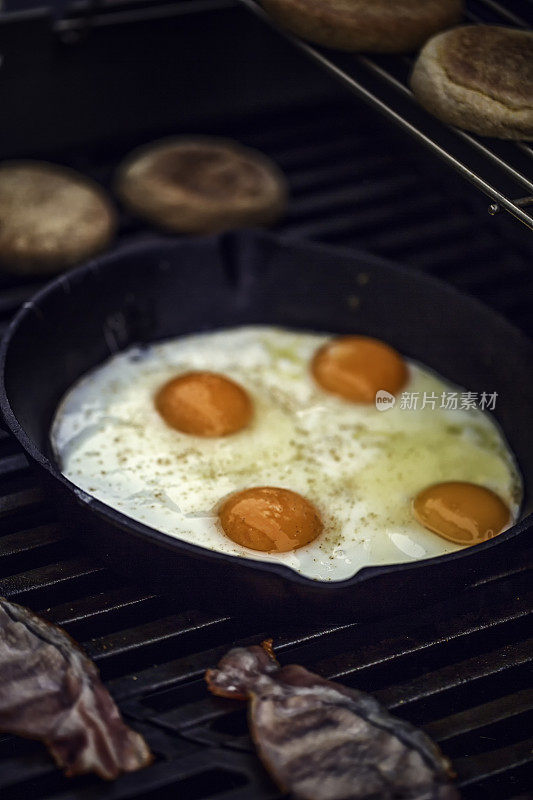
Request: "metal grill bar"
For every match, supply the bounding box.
[468,0,530,27]
[425,688,533,744]
[52,0,236,35]
[237,0,533,229]
[357,56,533,195]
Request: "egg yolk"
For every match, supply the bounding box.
[413,481,511,546]
[311,336,407,403]
[155,371,252,437]
[218,487,323,552]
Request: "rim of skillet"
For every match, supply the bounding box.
[0,231,531,592]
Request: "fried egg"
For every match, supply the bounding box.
[51,326,521,581]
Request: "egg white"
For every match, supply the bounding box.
[51,326,522,581]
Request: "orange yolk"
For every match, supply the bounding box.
[311,336,407,403]
[218,487,323,553]
[413,481,511,546]
[155,371,252,437]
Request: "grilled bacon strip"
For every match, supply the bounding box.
[0,597,153,779]
[206,642,459,800]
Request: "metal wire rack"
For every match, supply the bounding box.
[238,0,533,229]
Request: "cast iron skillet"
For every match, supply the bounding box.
[1,230,532,620]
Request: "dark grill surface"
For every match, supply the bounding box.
[1,101,532,799]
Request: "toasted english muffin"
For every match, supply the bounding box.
[261,0,463,53]
[0,162,116,274]
[410,25,533,140]
[115,137,288,234]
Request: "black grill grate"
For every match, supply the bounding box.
[0,101,532,799]
[1,104,532,337]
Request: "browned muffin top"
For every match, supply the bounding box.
[440,26,533,109]
[142,145,269,203]
[0,161,115,272]
[283,0,461,23]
